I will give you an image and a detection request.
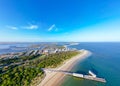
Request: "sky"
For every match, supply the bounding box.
[0,0,120,42]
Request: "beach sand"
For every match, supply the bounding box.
[38,50,91,86]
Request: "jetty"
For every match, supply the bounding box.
[41,68,106,83]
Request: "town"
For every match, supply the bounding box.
[0,44,77,59]
[0,44,77,74]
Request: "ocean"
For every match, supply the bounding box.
[61,42,120,86]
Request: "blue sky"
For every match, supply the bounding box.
[0,0,120,42]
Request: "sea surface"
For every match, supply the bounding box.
[61,42,120,86]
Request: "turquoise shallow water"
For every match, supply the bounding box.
[61,42,120,86]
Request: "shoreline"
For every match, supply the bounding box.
[38,50,92,86]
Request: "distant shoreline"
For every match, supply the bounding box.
[64,42,79,47]
[38,50,92,86]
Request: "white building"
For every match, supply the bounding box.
[89,70,96,78]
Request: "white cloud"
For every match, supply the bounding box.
[22,24,38,30]
[6,26,18,30]
[48,24,58,31]
[48,24,55,31]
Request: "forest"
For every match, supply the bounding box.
[0,51,80,86]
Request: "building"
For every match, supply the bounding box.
[89,70,96,78]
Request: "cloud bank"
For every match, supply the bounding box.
[22,24,38,30]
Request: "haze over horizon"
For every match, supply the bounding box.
[0,0,120,42]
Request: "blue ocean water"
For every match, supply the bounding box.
[62,42,120,86]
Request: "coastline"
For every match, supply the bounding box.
[38,50,92,86]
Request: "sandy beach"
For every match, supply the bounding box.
[38,50,91,86]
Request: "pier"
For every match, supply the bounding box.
[41,68,106,83]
